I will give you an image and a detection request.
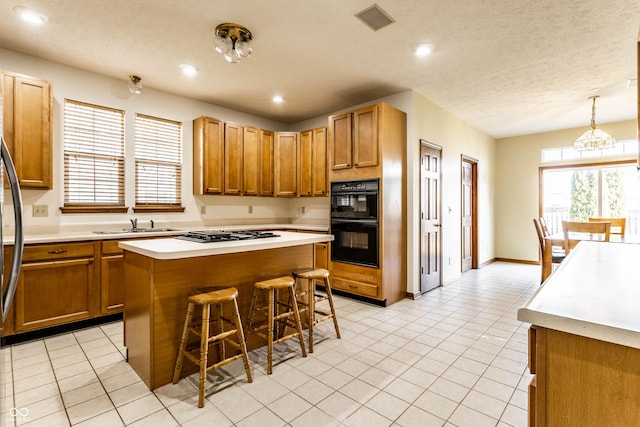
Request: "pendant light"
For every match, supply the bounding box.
[574,95,615,151]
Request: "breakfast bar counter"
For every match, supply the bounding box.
[120,231,333,390]
[517,241,640,426]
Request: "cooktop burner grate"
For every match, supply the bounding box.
[176,230,280,243]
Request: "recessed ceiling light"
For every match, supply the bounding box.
[179,64,198,77]
[415,43,433,58]
[14,6,48,25]
[273,95,283,104]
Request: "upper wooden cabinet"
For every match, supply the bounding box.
[259,130,274,196]
[224,122,243,195]
[312,127,328,196]
[299,126,328,197]
[329,104,379,171]
[274,132,298,197]
[193,116,224,195]
[1,71,53,189]
[243,126,259,196]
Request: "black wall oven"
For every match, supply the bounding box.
[330,179,379,267]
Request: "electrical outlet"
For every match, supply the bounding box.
[301,206,306,214]
[200,205,206,214]
[33,204,48,217]
[248,205,253,214]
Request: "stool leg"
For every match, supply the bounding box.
[307,278,315,353]
[324,276,341,339]
[266,288,275,374]
[216,303,225,362]
[245,287,258,340]
[198,303,211,408]
[231,298,253,383]
[289,284,307,358]
[172,301,194,384]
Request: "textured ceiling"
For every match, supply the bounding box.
[0,0,638,138]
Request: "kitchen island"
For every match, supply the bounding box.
[517,241,640,426]
[119,231,333,390]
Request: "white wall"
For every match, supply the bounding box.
[1,48,328,231]
[494,120,637,262]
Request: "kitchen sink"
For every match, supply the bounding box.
[93,228,182,234]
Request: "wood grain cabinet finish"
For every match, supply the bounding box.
[101,240,124,314]
[242,126,259,196]
[224,122,243,195]
[1,71,53,189]
[193,116,224,194]
[274,132,299,197]
[299,130,313,196]
[312,127,328,196]
[328,112,352,170]
[14,242,98,333]
[328,104,378,171]
[259,130,275,196]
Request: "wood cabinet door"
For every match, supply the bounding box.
[224,122,243,195]
[328,112,352,170]
[312,127,328,196]
[274,132,298,197]
[299,130,313,196]
[101,255,124,314]
[15,258,96,332]
[2,72,52,189]
[259,130,275,196]
[243,126,259,196]
[193,116,224,194]
[353,105,378,168]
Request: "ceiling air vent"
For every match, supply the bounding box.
[355,4,395,32]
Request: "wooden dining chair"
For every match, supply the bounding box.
[562,220,611,254]
[534,218,565,282]
[588,217,626,235]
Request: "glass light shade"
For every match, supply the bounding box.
[235,40,253,57]
[214,34,232,54]
[574,127,616,151]
[128,75,143,95]
[224,49,240,63]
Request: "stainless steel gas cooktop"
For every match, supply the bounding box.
[176,230,280,243]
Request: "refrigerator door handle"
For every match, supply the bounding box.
[1,137,24,322]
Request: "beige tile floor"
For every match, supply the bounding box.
[1,261,537,426]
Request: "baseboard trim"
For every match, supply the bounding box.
[494,257,540,266]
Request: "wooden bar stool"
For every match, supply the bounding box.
[292,268,341,353]
[172,287,252,408]
[245,276,307,374]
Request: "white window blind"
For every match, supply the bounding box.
[63,100,125,208]
[134,114,183,209]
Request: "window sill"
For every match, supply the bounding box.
[60,206,129,214]
[132,206,185,213]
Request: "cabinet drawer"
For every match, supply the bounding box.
[332,276,378,298]
[22,242,95,262]
[102,240,123,255]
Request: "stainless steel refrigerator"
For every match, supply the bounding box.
[0,135,25,426]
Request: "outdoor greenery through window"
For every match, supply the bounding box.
[134,114,184,212]
[62,99,126,213]
[540,161,640,235]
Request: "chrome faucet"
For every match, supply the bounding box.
[130,218,138,230]
[150,219,155,229]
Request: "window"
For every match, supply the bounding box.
[62,100,126,213]
[134,114,184,212]
[541,139,638,163]
[540,161,640,235]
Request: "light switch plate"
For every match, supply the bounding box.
[33,204,48,217]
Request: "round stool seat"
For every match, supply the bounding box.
[292,268,329,280]
[255,276,295,290]
[188,287,238,305]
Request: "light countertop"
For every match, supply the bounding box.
[517,241,640,349]
[118,231,333,260]
[3,223,329,245]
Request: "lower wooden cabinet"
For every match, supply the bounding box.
[101,240,125,314]
[14,242,98,333]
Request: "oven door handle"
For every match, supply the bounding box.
[331,218,378,225]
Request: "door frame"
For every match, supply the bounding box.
[419,140,443,293]
[461,155,478,270]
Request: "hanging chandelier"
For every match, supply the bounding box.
[574,95,615,151]
[213,23,253,63]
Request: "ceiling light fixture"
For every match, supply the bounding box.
[272,95,283,104]
[574,95,615,151]
[14,6,48,25]
[214,23,253,63]
[128,75,143,95]
[415,43,433,58]
[179,64,198,77]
